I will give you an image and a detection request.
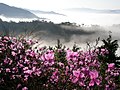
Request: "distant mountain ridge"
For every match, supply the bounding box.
[29,10,66,16]
[66,8,120,14]
[0,3,39,18]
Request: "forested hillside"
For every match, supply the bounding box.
[0,19,97,42]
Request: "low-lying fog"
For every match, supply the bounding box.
[31,25,120,55]
[34,11,120,26]
[0,11,120,55]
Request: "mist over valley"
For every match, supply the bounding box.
[0,3,120,54]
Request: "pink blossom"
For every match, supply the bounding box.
[22,87,28,90]
[44,53,54,60]
[58,62,64,67]
[89,70,98,79]
[34,69,41,76]
[26,40,33,45]
[72,78,79,83]
[108,63,115,69]
[89,79,94,86]
[80,73,85,78]
[23,67,28,71]
[79,81,85,86]
[89,70,101,86]
[24,70,32,75]
[11,51,16,56]
[73,70,80,78]
[6,68,11,72]
[41,51,54,61]
[66,50,79,61]
[0,36,119,89]
[4,58,9,64]
[4,36,9,40]
[95,79,101,85]
[101,49,106,52]
[89,79,101,86]
[51,69,59,83]
[17,83,22,89]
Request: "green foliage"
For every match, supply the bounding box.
[56,39,62,49]
[101,35,120,67]
[55,39,67,65]
[72,43,80,52]
[98,35,120,89]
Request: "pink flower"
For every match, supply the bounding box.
[107,63,115,72]
[6,68,11,72]
[73,70,80,78]
[108,63,115,69]
[17,83,22,89]
[66,50,79,61]
[89,79,101,86]
[72,78,79,83]
[41,51,55,66]
[26,39,33,45]
[24,70,32,75]
[89,70,98,79]
[22,87,28,90]
[105,85,109,90]
[58,62,64,67]
[4,59,9,64]
[32,67,36,72]
[79,81,85,86]
[80,73,84,78]
[89,70,101,86]
[101,49,106,52]
[41,51,54,61]
[4,36,9,40]
[100,48,109,55]
[51,69,59,83]
[95,79,101,85]
[45,53,54,60]
[12,51,16,56]
[89,79,94,86]
[23,67,28,71]
[34,69,41,76]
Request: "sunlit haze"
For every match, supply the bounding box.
[0,0,120,11]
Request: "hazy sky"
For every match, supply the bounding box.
[0,0,120,11]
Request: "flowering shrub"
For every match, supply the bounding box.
[0,36,120,90]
